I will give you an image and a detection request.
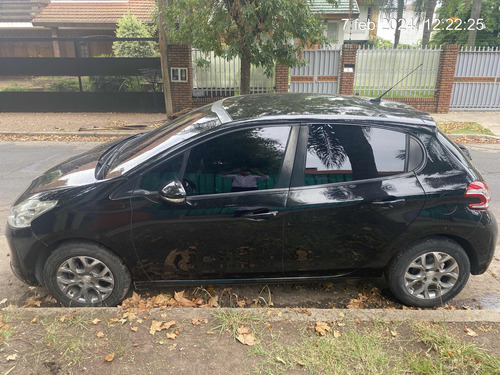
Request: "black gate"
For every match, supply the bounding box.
[0,37,165,112]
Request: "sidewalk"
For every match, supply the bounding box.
[0,111,499,137]
[431,111,500,136]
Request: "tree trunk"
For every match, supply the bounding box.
[467,0,483,47]
[240,50,251,95]
[421,0,437,47]
[393,0,405,48]
[158,0,173,115]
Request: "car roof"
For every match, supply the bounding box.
[215,93,436,127]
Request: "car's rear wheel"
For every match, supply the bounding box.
[385,238,470,308]
[44,242,131,307]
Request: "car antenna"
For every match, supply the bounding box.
[370,63,423,103]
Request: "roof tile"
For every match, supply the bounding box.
[34,0,155,24]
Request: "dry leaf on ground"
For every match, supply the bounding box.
[315,321,331,336]
[104,353,115,362]
[237,332,259,346]
[191,318,208,326]
[465,328,478,337]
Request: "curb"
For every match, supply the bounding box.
[6,307,500,323]
[0,131,138,138]
[448,134,500,141]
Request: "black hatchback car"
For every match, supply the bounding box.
[6,94,497,307]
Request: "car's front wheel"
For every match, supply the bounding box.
[385,238,470,308]
[44,242,131,307]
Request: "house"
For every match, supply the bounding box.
[309,0,378,47]
[0,0,155,57]
[0,0,52,57]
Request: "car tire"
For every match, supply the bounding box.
[385,237,470,308]
[43,241,131,307]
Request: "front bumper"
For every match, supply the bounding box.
[5,223,46,285]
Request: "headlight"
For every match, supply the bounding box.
[8,199,58,228]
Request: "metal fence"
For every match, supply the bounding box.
[289,48,341,94]
[354,45,441,98]
[450,46,500,110]
[191,49,275,97]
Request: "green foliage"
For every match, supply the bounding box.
[366,37,394,48]
[46,79,80,92]
[164,0,328,93]
[0,83,30,92]
[112,13,159,57]
[89,75,125,92]
[430,0,500,46]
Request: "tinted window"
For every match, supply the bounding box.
[184,126,291,195]
[303,124,406,186]
[138,154,184,192]
[106,104,221,179]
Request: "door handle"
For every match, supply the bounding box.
[244,210,279,221]
[371,199,405,209]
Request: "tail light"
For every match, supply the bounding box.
[465,181,491,210]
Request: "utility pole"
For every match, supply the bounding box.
[158,0,173,115]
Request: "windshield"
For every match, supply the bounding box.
[104,103,222,179]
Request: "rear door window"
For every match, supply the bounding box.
[301,124,407,186]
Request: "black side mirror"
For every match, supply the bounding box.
[159,179,187,204]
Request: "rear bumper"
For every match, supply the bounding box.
[470,210,497,275]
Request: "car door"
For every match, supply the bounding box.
[130,124,298,281]
[283,122,427,275]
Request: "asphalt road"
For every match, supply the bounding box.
[0,140,499,308]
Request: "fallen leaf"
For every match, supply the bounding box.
[238,326,250,335]
[59,315,66,323]
[162,320,176,330]
[23,297,41,308]
[149,320,163,335]
[150,320,176,335]
[104,353,115,362]
[346,295,367,309]
[237,300,246,308]
[465,328,478,337]
[237,331,259,346]
[0,298,7,304]
[130,326,138,332]
[390,330,398,337]
[191,318,208,326]
[96,331,104,338]
[166,332,177,340]
[174,291,196,307]
[315,321,330,336]
[30,316,38,325]
[6,354,18,361]
[276,356,286,364]
[208,295,219,308]
[333,330,341,338]
[91,318,102,325]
